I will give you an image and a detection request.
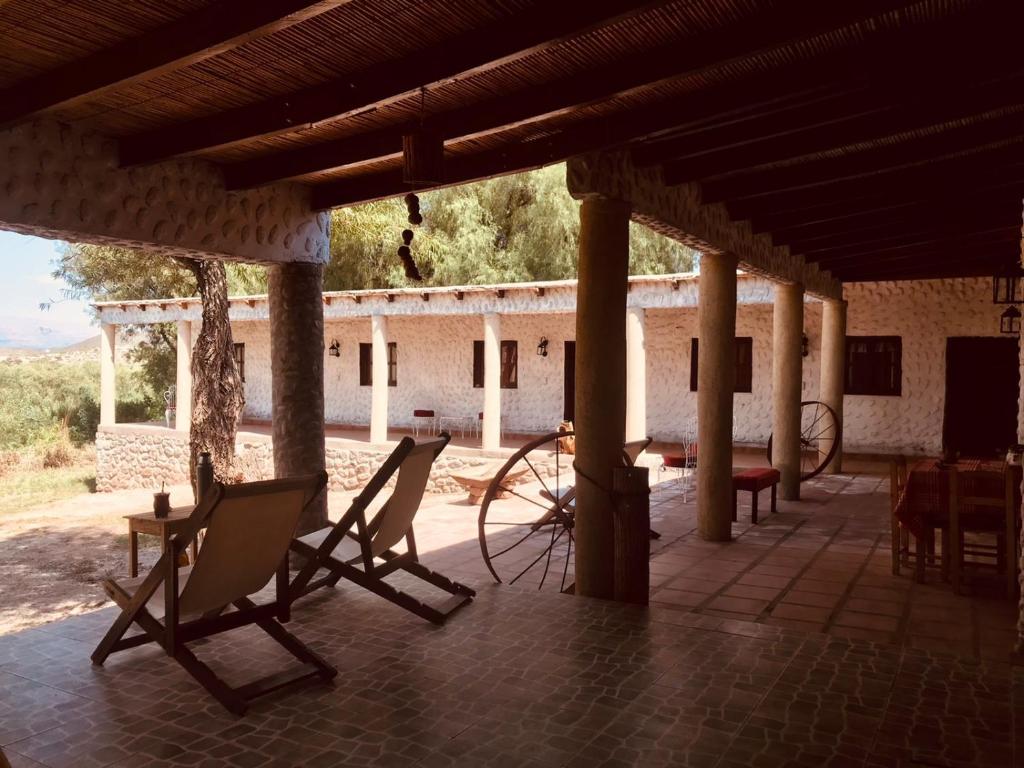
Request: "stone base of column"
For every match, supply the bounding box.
[269,262,327,534]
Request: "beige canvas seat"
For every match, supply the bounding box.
[91,473,336,716]
[290,433,475,624]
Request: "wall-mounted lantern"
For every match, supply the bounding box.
[801,333,810,358]
[536,336,549,357]
[992,262,1024,304]
[1000,306,1021,335]
[328,339,341,357]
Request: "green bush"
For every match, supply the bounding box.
[0,358,163,450]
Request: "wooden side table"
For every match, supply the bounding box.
[124,505,198,578]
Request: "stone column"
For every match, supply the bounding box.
[575,194,631,599]
[625,306,647,443]
[370,314,389,444]
[269,262,326,533]
[772,282,804,500]
[482,313,502,450]
[99,323,116,427]
[697,252,738,541]
[175,319,193,432]
[819,298,847,474]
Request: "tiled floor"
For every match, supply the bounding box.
[0,468,1020,767]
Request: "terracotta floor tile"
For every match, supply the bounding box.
[833,610,900,633]
[770,602,832,624]
[843,598,906,618]
[790,578,848,595]
[722,584,781,602]
[704,595,770,616]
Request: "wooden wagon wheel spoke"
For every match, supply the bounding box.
[479,430,578,586]
[766,401,841,482]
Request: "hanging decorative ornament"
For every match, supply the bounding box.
[397,244,422,281]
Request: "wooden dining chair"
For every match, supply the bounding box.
[948,467,1018,597]
[890,456,909,576]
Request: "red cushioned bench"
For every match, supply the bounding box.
[732,468,780,524]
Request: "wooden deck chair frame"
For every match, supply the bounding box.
[91,473,336,716]
[949,467,1018,598]
[290,433,475,625]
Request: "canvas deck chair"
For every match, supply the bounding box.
[290,433,475,625]
[91,473,336,716]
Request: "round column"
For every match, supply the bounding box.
[574,194,631,600]
[370,314,389,444]
[175,319,193,432]
[269,261,326,533]
[625,306,647,443]
[819,298,846,474]
[697,252,738,541]
[99,323,116,427]
[482,313,502,450]
[772,282,804,500]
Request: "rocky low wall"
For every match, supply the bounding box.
[96,425,505,495]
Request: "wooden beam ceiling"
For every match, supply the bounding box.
[118,0,675,165]
[0,0,349,128]
[222,0,914,189]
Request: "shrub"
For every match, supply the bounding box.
[42,441,74,469]
[0,450,20,478]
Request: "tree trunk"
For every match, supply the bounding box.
[181,258,244,491]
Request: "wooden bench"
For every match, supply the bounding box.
[732,468,780,524]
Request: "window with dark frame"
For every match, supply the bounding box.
[845,336,902,396]
[359,342,399,387]
[472,340,518,389]
[689,337,753,393]
[232,343,245,383]
[358,343,372,386]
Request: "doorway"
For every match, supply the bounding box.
[943,337,1019,457]
[563,341,576,422]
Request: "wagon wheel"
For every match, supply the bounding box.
[766,400,841,481]
[478,430,576,592]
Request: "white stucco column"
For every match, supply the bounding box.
[772,282,804,500]
[697,252,738,541]
[370,314,389,444]
[99,322,116,427]
[174,319,193,432]
[819,298,847,474]
[625,306,647,443]
[482,313,502,450]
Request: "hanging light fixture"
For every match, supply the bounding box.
[992,262,1024,304]
[328,339,341,357]
[536,337,549,357]
[1000,306,1021,335]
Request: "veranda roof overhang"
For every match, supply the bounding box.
[2,0,1021,284]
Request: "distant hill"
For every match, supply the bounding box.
[58,335,99,353]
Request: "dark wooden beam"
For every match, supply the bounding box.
[220,0,919,188]
[783,202,1022,253]
[119,0,674,165]
[803,225,1018,263]
[807,228,1020,264]
[725,146,1024,219]
[662,63,1024,186]
[768,189,1016,245]
[697,107,1024,202]
[0,0,349,128]
[748,175,1024,234]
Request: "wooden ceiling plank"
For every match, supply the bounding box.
[222,0,917,188]
[119,0,677,165]
[804,227,1020,263]
[0,0,350,128]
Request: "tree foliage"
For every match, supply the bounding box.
[327,163,695,289]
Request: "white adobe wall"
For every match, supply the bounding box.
[842,278,1009,455]
[231,277,1008,455]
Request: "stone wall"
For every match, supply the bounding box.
[96,425,503,495]
[0,119,329,265]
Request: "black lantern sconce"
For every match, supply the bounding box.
[328,339,341,357]
[536,337,549,357]
[1000,306,1021,335]
[801,333,810,358]
[992,262,1024,304]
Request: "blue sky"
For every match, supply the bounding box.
[0,230,95,349]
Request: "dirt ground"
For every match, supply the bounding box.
[0,484,196,635]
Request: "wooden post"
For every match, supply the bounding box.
[613,466,649,604]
